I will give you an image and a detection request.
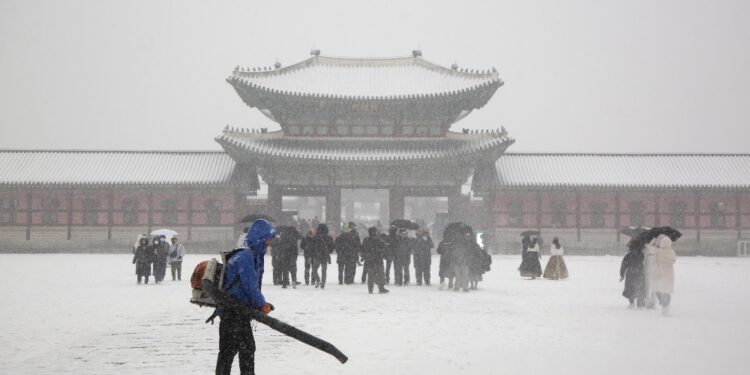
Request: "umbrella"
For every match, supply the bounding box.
[390,218,419,230]
[444,222,472,237]
[239,213,276,223]
[629,226,682,251]
[150,228,178,237]
[520,230,540,237]
[620,226,650,238]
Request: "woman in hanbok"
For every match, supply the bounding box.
[519,237,542,279]
[543,237,569,280]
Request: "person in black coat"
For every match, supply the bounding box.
[393,229,413,286]
[335,222,361,285]
[274,226,302,289]
[437,233,456,290]
[132,237,153,284]
[300,229,315,285]
[309,223,334,289]
[360,226,390,294]
[412,229,434,286]
[152,236,169,284]
[620,243,646,308]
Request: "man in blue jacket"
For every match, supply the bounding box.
[216,219,277,375]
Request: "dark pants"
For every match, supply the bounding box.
[311,258,327,286]
[272,258,282,285]
[170,261,182,280]
[338,261,357,284]
[304,257,312,285]
[365,260,386,293]
[656,292,671,308]
[394,261,410,285]
[137,275,149,284]
[414,262,431,285]
[281,259,298,286]
[154,260,167,282]
[216,312,255,375]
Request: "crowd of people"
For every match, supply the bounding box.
[264,220,492,294]
[132,235,186,284]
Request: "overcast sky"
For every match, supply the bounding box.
[1,0,748,153]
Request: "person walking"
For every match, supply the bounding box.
[152,236,169,283]
[412,229,434,286]
[309,223,334,289]
[519,237,543,279]
[277,226,302,289]
[437,233,455,290]
[168,236,186,281]
[335,222,360,285]
[383,227,396,284]
[393,229,413,286]
[649,235,677,315]
[360,226,390,294]
[214,219,277,375]
[620,243,646,308]
[300,228,315,285]
[132,237,153,284]
[543,237,569,280]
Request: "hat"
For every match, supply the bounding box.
[348,222,356,228]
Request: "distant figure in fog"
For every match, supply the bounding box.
[275,226,303,289]
[152,236,169,283]
[300,228,315,285]
[393,229,412,286]
[132,237,153,284]
[543,237,568,280]
[360,226,389,294]
[468,233,491,289]
[335,222,361,285]
[412,229,433,286]
[437,232,455,290]
[519,237,542,279]
[168,236,186,281]
[309,223,334,289]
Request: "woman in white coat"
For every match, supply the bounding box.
[650,235,677,315]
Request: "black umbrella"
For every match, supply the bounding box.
[390,218,420,230]
[629,226,682,251]
[520,230,540,237]
[239,213,276,224]
[620,226,650,238]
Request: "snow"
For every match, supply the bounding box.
[1,254,748,374]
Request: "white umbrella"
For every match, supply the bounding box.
[150,228,178,238]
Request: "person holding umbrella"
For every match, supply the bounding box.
[519,237,543,279]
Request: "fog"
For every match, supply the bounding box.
[1,0,749,153]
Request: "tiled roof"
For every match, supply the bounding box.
[228,53,502,99]
[0,150,238,186]
[216,128,513,163]
[493,153,750,189]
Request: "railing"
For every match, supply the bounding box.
[738,240,750,257]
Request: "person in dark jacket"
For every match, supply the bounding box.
[274,226,302,289]
[152,236,169,284]
[519,237,543,279]
[214,219,277,375]
[393,229,413,286]
[309,223,334,289]
[360,226,390,294]
[437,234,455,290]
[335,222,361,285]
[412,229,434,286]
[300,228,315,285]
[468,235,492,289]
[132,237,153,284]
[620,242,646,308]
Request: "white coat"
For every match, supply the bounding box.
[550,244,564,256]
[651,236,676,293]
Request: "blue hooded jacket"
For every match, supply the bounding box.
[222,219,276,310]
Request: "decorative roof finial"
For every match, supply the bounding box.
[412,49,422,57]
[274,60,281,69]
[451,62,458,70]
[310,49,321,56]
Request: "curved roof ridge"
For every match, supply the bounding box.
[0,148,226,154]
[502,152,750,157]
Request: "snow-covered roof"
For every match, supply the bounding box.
[493,153,750,189]
[228,53,502,99]
[216,128,513,164]
[0,150,238,186]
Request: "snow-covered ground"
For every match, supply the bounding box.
[1,253,748,375]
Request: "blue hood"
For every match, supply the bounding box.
[243,219,277,252]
